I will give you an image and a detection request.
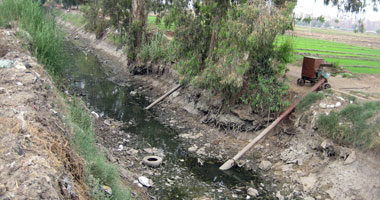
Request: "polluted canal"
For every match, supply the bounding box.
[61,41,278,199]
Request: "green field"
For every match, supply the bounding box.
[277,35,380,74]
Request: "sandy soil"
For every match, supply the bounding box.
[287,64,380,101]
[0,29,88,199]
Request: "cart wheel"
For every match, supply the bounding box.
[324,83,331,89]
[318,84,324,91]
[297,78,305,86]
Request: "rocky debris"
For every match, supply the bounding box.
[259,160,272,171]
[59,176,79,199]
[179,132,203,140]
[300,175,317,192]
[0,29,87,199]
[188,145,198,153]
[319,140,336,157]
[247,187,259,197]
[343,151,356,165]
[201,113,258,131]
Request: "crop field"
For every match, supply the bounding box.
[279,26,380,74]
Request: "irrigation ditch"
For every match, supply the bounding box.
[60,39,280,199]
[54,14,380,200]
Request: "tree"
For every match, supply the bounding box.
[165,0,296,112]
[377,29,380,34]
[324,0,379,13]
[354,19,365,33]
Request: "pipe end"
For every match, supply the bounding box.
[219,159,235,171]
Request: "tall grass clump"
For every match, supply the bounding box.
[66,97,130,200]
[296,92,324,113]
[0,0,63,73]
[317,101,380,153]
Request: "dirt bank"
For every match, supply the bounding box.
[58,16,380,200]
[0,29,88,199]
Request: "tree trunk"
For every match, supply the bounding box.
[131,0,148,48]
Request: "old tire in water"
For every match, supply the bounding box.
[143,156,163,167]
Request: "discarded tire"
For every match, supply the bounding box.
[142,156,163,167]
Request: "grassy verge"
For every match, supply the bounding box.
[62,12,86,28]
[296,92,325,113]
[0,0,130,198]
[0,0,63,73]
[65,97,130,199]
[317,101,380,154]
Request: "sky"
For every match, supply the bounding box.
[294,0,380,21]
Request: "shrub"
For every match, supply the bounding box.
[296,92,324,113]
[317,101,380,152]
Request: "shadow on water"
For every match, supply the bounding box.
[61,42,276,199]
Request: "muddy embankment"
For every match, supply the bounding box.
[58,17,380,200]
[0,29,88,199]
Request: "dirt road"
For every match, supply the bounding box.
[287,64,380,101]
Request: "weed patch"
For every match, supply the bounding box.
[0,0,64,74]
[296,92,324,113]
[317,101,380,153]
[65,97,130,200]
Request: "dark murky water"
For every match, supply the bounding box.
[61,42,276,199]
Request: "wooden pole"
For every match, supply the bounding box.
[219,78,327,171]
[144,84,182,110]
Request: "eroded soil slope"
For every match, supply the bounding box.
[0,29,87,199]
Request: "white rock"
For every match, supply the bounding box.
[188,145,198,153]
[14,61,26,70]
[258,160,272,171]
[130,91,137,96]
[319,103,327,108]
[16,82,23,86]
[327,104,335,108]
[300,176,317,192]
[138,176,153,188]
[117,145,123,151]
[337,96,345,102]
[335,102,342,107]
[344,151,356,165]
[0,87,5,94]
[247,188,259,197]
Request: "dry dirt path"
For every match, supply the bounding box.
[287,64,380,101]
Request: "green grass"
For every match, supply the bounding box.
[317,101,380,153]
[62,12,86,27]
[66,97,130,200]
[148,15,173,31]
[0,0,130,198]
[276,35,380,74]
[296,92,324,113]
[0,0,64,73]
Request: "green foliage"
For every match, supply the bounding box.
[66,97,130,200]
[62,12,86,27]
[296,92,324,113]
[317,101,380,152]
[0,0,64,74]
[172,0,295,112]
[137,32,168,62]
